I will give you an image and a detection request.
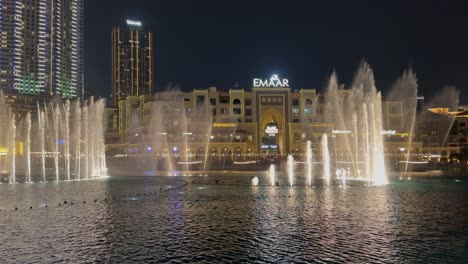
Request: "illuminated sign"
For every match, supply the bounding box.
[382,130,396,135]
[332,130,352,134]
[261,144,279,149]
[213,123,237,128]
[253,75,289,88]
[126,20,142,27]
[265,125,279,136]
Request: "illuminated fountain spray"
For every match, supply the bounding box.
[25,112,32,183]
[9,114,16,184]
[306,140,313,186]
[148,91,213,175]
[251,176,259,186]
[321,134,331,186]
[0,90,107,183]
[325,63,388,185]
[269,164,276,187]
[53,103,60,181]
[64,101,71,181]
[74,102,82,180]
[287,155,294,187]
[38,108,46,181]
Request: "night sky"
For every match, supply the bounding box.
[85,0,468,103]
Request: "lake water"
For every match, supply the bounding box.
[0,175,467,263]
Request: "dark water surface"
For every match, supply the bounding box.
[0,176,467,263]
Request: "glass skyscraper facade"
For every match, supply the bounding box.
[111,20,153,107]
[0,0,84,98]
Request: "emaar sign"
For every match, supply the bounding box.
[126,20,142,27]
[253,75,289,88]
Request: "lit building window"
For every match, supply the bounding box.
[292,108,299,116]
[304,98,313,114]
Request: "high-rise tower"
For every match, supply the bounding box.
[111,19,153,107]
[0,0,84,98]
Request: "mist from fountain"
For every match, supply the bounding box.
[387,70,418,177]
[287,155,294,187]
[26,112,32,183]
[306,140,313,186]
[425,86,460,148]
[269,164,276,186]
[38,106,46,181]
[145,90,213,175]
[8,114,16,183]
[0,91,107,183]
[64,101,71,181]
[321,134,331,186]
[325,62,388,185]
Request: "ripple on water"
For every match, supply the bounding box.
[0,176,467,263]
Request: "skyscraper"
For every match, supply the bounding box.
[111,19,153,107]
[0,0,84,98]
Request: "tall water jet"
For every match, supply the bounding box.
[74,102,82,180]
[0,92,107,183]
[321,134,331,186]
[287,155,294,187]
[53,103,60,181]
[148,90,213,175]
[324,62,388,185]
[83,105,89,179]
[362,104,371,184]
[64,101,71,181]
[372,93,387,185]
[387,70,418,178]
[89,98,96,177]
[269,164,276,186]
[352,113,360,178]
[306,140,313,186]
[38,108,46,181]
[25,112,32,183]
[9,114,16,183]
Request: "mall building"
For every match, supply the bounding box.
[104,75,431,161]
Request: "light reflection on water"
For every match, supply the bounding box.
[0,176,467,263]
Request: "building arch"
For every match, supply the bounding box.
[233,146,243,161]
[260,109,285,154]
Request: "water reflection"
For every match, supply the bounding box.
[0,176,467,262]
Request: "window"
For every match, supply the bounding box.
[196,95,205,105]
[233,98,241,105]
[292,99,299,106]
[292,108,299,117]
[304,98,313,115]
[220,96,229,103]
[245,109,252,116]
[233,108,241,115]
[210,98,216,105]
[221,108,228,114]
[245,99,251,106]
[294,133,301,141]
[391,105,400,114]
